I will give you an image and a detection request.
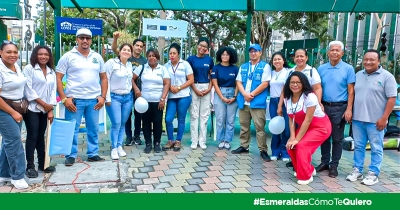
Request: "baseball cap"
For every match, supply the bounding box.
[76,28,92,37]
[249,44,262,52]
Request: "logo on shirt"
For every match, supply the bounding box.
[92,58,99,64]
[131,61,140,68]
[204,64,210,67]
[373,81,383,87]
[229,73,236,77]
[211,72,215,75]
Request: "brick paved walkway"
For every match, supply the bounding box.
[1,120,399,193]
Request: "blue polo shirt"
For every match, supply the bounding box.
[318,60,356,102]
[211,64,239,87]
[187,55,214,83]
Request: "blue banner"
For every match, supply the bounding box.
[55,17,103,36]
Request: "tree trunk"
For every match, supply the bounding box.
[373,13,386,50]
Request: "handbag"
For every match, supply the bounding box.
[136,64,145,91]
[1,97,28,115]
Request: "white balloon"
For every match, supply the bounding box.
[268,116,285,135]
[135,97,149,113]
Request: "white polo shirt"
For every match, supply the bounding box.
[289,64,321,86]
[56,47,105,99]
[134,63,170,103]
[23,64,57,113]
[270,68,290,98]
[286,93,325,117]
[164,59,193,99]
[104,58,133,102]
[0,59,27,100]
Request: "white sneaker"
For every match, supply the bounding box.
[361,171,379,186]
[346,167,363,182]
[218,141,225,149]
[270,156,278,161]
[297,176,313,185]
[224,142,231,150]
[0,177,11,182]
[190,142,198,149]
[199,142,207,149]
[117,146,127,157]
[294,168,316,177]
[282,158,291,162]
[111,148,119,160]
[11,179,29,189]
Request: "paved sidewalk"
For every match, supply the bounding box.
[1,122,399,193]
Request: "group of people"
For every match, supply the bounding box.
[0,27,396,190]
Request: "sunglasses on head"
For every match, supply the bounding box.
[77,36,92,41]
[2,40,18,46]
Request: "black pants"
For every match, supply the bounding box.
[23,110,48,169]
[142,102,163,145]
[125,96,142,138]
[320,103,347,167]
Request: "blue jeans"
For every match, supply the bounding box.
[165,95,192,141]
[106,93,133,149]
[214,87,238,142]
[65,98,100,159]
[269,97,290,159]
[0,109,25,180]
[352,120,385,176]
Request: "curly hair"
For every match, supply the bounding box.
[216,46,238,65]
[30,45,54,70]
[269,52,289,70]
[283,71,313,99]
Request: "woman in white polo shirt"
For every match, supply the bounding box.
[0,41,29,189]
[23,45,57,178]
[132,49,170,154]
[104,43,133,160]
[162,43,194,151]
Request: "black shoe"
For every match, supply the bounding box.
[39,166,56,173]
[260,150,271,162]
[328,165,338,177]
[154,142,161,153]
[65,157,75,166]
[87,155,105,162]
[25,168,38,178]
[133,136,143,145]
[144,144,152,154]
[231,146,249,154]
[286,161,293,167]
[315,163,329,172]
[125,137,134,146]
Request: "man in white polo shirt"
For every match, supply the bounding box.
[56,28,108,166]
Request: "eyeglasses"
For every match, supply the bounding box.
[290,81,302,86]
[2,40,18,45]
[77,36,92,41]
[198,44,208,49]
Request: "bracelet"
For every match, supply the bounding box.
[99,95,106,100]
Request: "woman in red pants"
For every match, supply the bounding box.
[283,71,331,185]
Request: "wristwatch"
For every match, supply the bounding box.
[61,98,68,104]
[233,95,237,98]
[177,86,181,90]
[160,98,165,101]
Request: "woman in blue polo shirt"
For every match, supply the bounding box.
[187,37,214,149]
[211,46,239,150]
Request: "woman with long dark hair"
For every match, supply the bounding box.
[23,45,57,178]
[268,52,290,161]
[104,43,133,160]
[283,71,331,185]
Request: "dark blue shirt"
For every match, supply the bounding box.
[211,64,239,87]
[187,55,214,83]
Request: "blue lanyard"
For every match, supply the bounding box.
[249,62,260,80]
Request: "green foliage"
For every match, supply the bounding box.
[34,1,156,44]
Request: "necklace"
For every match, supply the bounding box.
[275,70,282,80]
[290,95,301,127]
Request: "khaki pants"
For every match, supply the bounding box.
[190,83,211,144]
[239,105,268,151]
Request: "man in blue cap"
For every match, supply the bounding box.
[232,44,272,161]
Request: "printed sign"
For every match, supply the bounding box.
[56,17,103,36]
[142,18,188,38]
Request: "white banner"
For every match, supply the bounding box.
[142,18,188,38]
